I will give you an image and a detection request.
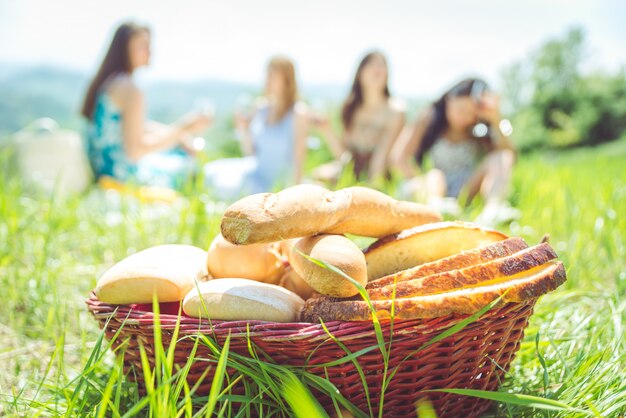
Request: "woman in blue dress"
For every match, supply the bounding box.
[81,22,211,190]
[204,56,309,199]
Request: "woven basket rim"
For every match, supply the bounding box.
[86,292,536,341]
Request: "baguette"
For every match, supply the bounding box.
[183,278,304,322]
[221,185,351,245]
[301,261,566,322]
[367,237,528,290]
[324,187,442,237]
[206,234,286,284]
[368,243,557,300]
[290,234,367,298]
[95,245,209,304]
[364,221,507,280]
[220,185,441,245]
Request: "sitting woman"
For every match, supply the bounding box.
[317,51,405,182]
[204,56,308,199]
[81,22,211,190]
[391,78,518,224]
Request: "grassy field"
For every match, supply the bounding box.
[0,138,625,417]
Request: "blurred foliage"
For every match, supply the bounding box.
[501,27,626,151]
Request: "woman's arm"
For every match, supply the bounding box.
[313,114,345,160]
[368,104,405,180]
[119,83,209,161]
[234,112,255,156]
[390,107,433,178]
[478,93,516,153]
[293,106,310,184]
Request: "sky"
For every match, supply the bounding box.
[0,0,625,97]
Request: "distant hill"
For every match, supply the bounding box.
[0,64,349,137]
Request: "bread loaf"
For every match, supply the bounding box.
[278,267,317,300]
[364,221,507,280]
[182,278,304,322]
[290,235,367,298]
[301,261,566,322]
[368,243,557,300]
[367,237,528,290]
[206,234,286,284]
[95,244,209,304]
[220,185,441,245]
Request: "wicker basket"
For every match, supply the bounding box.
[86,294,536,417]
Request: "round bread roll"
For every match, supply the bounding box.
[279,266,316,300]
[290,234,367,298]
[278,238,299,259]
[206,234,286,284]
[182,278,305,322]
[95,244,209,304]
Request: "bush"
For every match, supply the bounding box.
[501,27,626,151]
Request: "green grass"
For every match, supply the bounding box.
[0,139,625,417]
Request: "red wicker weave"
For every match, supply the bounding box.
[86,294,536,418]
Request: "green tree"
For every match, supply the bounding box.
[501,26,626,151]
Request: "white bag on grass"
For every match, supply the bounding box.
[14,118,93,196]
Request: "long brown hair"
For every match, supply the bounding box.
[341,51,391,130]
[81,22,149,120]
[414,78,490,165]
[267,56,298,121]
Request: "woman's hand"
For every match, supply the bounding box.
[477,92,502,125]
[179,113,213,136]
[233,112,252,133]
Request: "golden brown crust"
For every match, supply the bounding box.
[363,221,507,254]
[364,221,509,280]
[221,185,351,245]
[300,261,566,322]
[206,234,286,284]
[368,243,556,300]
[324,187,441,238]
[290,234,367,298]
[220,185,441,245]
[367,237,528,290]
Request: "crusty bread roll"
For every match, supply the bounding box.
[290,234,367,298]
[95,245,209,304]
[278,238,299,259]
[182,278,304,322]
[206,234,286,284]
[301,261,566,322]
[220,185,441,245]
[368,243,557,300]
[364,221,507,281]
[278,266,317,300]
[367,237,528,290]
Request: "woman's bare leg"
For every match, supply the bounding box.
[470,149,519,226]
[463,149,515,204]
[480,149,515,201]
[425,168,447,200]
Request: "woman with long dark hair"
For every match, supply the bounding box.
[391,78,517,224]
[320,51,405,181]
[81,22,211,189]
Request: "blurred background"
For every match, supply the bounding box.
[1,0,625,153]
